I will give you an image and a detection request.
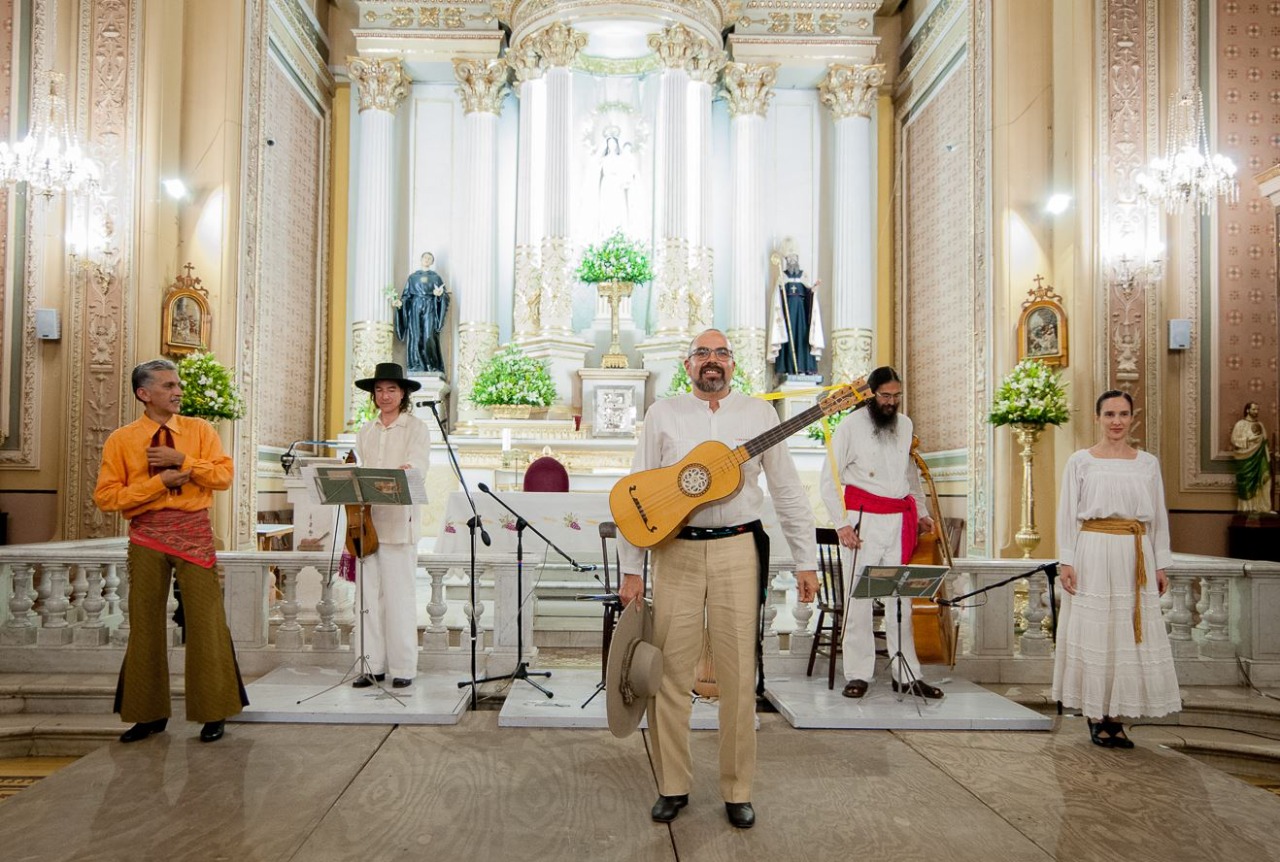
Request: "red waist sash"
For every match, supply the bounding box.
[130,508,217,569]
[843,485,919,564]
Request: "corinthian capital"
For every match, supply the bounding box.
[454,58,511,115]
[348,56,411,114]
[527,21,587,69]
[722,62,779,117]
[648,23,724,81]
[819,63,886,121]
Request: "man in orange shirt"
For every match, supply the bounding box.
[94,359,248,743]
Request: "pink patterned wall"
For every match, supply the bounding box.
[258,56,323,447]
[1214,0,1280,445]
[904,62,971,452]
[0,0,13,374]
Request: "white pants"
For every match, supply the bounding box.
[840,510,923,683]
[353,542,419,680]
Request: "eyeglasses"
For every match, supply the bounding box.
[874,392,902,402]
[689,347,734,361]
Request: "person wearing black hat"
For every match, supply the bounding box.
[351,362,430,689]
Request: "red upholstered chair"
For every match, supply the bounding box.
[522,456,570,492]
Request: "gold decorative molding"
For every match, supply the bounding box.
[453,58,510,115]
[456,321,499,407]
[347,56,411,113]
[726,326,768,393]
[721,62,778,118]
[819,63,885,120]
[523,20,586,69]
[830,328,873,384]
[648,23,724,82]
[350,320,396,425]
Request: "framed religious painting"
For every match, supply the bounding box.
[161,263,211,356]
[1016,276,1069,368]
[593,386,636,437]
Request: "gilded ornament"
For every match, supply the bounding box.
[722,62,778,118]
[527,21,586,69]
[819,63,885,121]
[348,56,411,114]
[794,13,814,33]
[454,58,510,115]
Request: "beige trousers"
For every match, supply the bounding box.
[649,532,759,803]
[115,543,247,723]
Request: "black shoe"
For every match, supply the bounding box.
[892,679,945,699]
[352,673,386,688]
[725,802,755,829]
[119,718,168,743]
[199,721,225,743]
[392,678,412,689]
[651,794,688,823]
[1090,718,1135,749]
[842,679,868,698]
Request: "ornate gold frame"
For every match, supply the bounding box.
[161,263,211,357]
[1017,276,1068,368]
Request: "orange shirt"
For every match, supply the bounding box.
[93,413,234,520]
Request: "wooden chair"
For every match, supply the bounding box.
[583,521,648,706]
[523,456,570,492]
[807,527,845,690]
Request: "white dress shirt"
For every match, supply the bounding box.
[618,391,816,575]
[356,411,431,545]
[819,408,927,525]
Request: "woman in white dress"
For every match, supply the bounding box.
[1053,390,1181,748]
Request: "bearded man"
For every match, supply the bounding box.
[818,365,944,700]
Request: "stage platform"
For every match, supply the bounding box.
[236,666,471,726]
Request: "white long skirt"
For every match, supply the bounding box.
[1051,531,1182,720]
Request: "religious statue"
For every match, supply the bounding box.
[395,252,450,375]
[596,128,637,239]
[1232,401,1274,514]
[767,238,825,377]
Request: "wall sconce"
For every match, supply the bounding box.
[1107,251,1164,300]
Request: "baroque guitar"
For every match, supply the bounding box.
[610,381,873,548]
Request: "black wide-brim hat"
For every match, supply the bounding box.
[354,362,422,393]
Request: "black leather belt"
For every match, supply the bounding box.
[677,521,761,541]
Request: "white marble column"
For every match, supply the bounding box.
[347,57,411,412]
[510,22,591,407]
[723,62,778,393]
[509,43,544,341]
[819,64,884,384]
[687,49,723,334]
[453,58,510,415]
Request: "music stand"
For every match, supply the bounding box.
[305,465,424,706]
[853,564,948,712]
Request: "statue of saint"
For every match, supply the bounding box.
[767,239,824,377]
[596,129,636,238]
[395,252,450,375]
[1232,401,1274,514]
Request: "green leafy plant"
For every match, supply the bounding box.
[176,352,245,421]
[470,344,558,407]
[345,397,378,433]
[577,231,654,284]
[988,359,1070,428]
[663,362,755,398]
[806,408,851,442]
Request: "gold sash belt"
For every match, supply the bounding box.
[1080,518,1147,644]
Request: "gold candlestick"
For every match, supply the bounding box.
[596,280,633,369]
[1011,422,1043,558]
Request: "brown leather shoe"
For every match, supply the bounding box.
[842,679,868,698]
[892,679,945,699]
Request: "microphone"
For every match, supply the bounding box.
[478,482,491,493]
[574,563,599,572]
[280,441,298,476]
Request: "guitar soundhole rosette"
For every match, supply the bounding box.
[677,464,712,497]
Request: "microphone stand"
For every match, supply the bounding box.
[937,561,1060,641]
[475,483,599,699]
[424,401,490,709]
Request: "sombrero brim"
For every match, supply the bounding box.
[606,601,662,739]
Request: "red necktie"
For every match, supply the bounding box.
[150,425,180,495]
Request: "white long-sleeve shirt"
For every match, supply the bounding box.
[356,411,431,545]
[617,391,816,575]
[1056,449,1173,570]
[819,408,927,526]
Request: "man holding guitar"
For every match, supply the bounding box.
[818,366,945,700]
[616,329,819,830]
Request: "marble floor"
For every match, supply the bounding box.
[1,709,1278,861]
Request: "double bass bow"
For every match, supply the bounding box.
[342,448,379,559]
[909,436,958,666]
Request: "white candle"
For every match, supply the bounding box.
[501,428,511,452]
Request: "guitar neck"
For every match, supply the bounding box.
[741,400,847,459]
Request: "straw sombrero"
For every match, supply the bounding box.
[605,600,663,739]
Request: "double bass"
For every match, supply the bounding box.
[909,436,958,666]
[343,448,379,559]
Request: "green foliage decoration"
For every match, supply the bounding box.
[576,231,654,284]
[663,362,755,398]
[470,344,558,408]
[988,359,1071,428]
[176,352,245,421]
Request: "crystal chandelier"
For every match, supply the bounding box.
[1134,0,1237,215]
[0,72,100,200]
[1135,88,1238,214]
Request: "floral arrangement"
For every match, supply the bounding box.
[576,231,654,284]
[664,362,754,398]
[470,344,558,407]
[988,359,1070,428]
[176,352,245,421]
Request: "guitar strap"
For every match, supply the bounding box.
[749,522,771,698]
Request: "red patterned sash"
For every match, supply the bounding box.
[130,508,217,569]
[843,485,919,564]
